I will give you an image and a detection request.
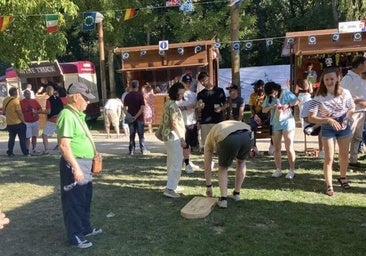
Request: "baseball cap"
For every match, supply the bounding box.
[182,74,193,83]
[67,82,96,100]
[226,84,239,90]
[251,79,264,86]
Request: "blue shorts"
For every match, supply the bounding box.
[321,123,351,139]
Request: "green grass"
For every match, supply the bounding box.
[0,151,366,255]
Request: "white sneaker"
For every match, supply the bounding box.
[285,170,295,180]
[164,188,180,198]
[318,151,325,159]
[268,144,274,155]
[185,164,194,174]
[189,161,200,171]
[217,199,227,209]
[232,191,240,201]
[76,240,93,249]
[272,169,282,178]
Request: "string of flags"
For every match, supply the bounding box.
[1,0,365,50]
[0,0,230,33]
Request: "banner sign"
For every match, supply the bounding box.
[338,20,366,34]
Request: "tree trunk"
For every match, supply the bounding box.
[108,48,116,98]
[230,3,241,96]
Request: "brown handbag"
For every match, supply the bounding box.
[92,152,103,174]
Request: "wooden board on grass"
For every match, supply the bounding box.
[181,196,218,219]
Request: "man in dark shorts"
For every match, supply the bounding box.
[204,120,253,208]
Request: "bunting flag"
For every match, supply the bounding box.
[83,12,96,30]
[166,0,181,6]
[124,8,139,21]
[0,16,14,32]
[180,0,194,12]
[45,14,58,34]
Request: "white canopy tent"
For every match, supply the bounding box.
[218,64,290,103]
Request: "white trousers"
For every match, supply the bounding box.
[350,112,365,163]
[165,136,183,191]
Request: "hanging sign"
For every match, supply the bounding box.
[159,40,169,51]
[338,20,366,34]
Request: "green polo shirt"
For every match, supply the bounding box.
[56,105,94,158]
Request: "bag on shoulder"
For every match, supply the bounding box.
[92,152,103,174]
[155,124,163,141]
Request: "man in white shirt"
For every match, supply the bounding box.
[340,55,366,167]
[177,74,199,173]
[104,97,123,138]
[20,84,36,100]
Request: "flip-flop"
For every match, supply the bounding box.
[337,177,351,189]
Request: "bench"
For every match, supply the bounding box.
[254,125,271,139]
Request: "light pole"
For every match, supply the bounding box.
[95,13,107,104]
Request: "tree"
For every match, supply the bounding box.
[0,0,78,69]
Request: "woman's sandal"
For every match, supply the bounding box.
[326,186,334,196]
[337,177,351,189]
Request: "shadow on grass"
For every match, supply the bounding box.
[0,181,365,256]
[1,153,366,255]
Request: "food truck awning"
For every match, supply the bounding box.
[282,28,366,56]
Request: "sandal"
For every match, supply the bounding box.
[337,177,351,189]
[326,186,334,197]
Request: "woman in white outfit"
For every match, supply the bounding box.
[160,83,187,198]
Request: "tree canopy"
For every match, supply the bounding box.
[0,0,364,71]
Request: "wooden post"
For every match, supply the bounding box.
[97,21,107,104]
[108,48,116,98]
[230,2,241,96]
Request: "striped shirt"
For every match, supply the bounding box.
[308,89,355,118]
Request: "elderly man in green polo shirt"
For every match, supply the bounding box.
[57,82,102,249]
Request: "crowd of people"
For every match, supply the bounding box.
[2,56,366,247]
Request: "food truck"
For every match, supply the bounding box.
[114,40,219,125]
[0,60,101,124]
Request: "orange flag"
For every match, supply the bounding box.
[124,8,139,21]
[0,16,14,32]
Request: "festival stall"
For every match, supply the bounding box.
[114,40,219,125]
[282,25,366,85]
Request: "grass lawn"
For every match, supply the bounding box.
[0,142,366,255]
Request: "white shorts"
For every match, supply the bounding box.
[25,120,40,138]
[42,121,57,136]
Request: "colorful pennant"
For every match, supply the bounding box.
[0,16,14,32]
[45,14,58,34]
[124,8,139,21]
[83,12,96,30]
